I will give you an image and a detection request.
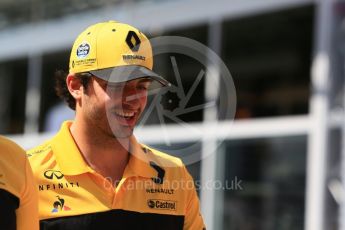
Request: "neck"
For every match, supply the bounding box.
[69,118,130,185]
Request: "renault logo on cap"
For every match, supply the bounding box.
[126,31,141,52]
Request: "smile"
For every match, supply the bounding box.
[113,110,136,119]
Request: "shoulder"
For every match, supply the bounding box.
[27,141,52,158]
[0,136,25,157]
[26,140,54,173]
[0,136,28,197]
[0,136,26,165]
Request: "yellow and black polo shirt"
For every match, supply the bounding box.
[0,136,39,230]
[27,121,205,230]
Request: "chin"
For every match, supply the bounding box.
[109,126,134,139]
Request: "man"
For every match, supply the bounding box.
[0,136,38,230]
[28,21,205,229]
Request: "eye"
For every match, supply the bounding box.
[137,85,148,90]
[137,83,150,91]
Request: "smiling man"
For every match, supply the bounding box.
[27,21,205,230]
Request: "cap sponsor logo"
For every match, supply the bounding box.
[74,58,96,66]
[122,54,146,64]
[126,31,141,52]
[122,54,146,61]
[147,199,176,211]
[76,42,90,58]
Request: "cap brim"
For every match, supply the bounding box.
[89,66,170,87]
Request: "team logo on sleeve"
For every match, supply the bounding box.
[51,196,71,213]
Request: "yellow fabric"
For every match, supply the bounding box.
[27,121,205,229]
[69,21,153,73]
[0,136,39,230]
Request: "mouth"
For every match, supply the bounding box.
[114,110,135,119]
[112,110,137,126]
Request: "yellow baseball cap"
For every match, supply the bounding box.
[69,21,170,86]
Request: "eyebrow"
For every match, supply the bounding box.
[137,78,153,83]
[105,78,152,87]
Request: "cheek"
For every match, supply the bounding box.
[104,93,124,111]
[95,87,117,108]
[139,92,148,108]
[82,90,106,114]
[83,95,103,117]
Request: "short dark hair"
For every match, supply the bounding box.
[54,70,91,110]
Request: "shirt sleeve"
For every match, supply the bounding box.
[0,137,39,230]
[183,167,206,230]
[16,157,39,230]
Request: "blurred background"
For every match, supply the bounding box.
[0,0,344,229]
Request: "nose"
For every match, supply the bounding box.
[122,85,142,108]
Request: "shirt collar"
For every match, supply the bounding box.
[51,121,92,176]
[51,121,157,179]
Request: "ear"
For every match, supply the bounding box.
[66,73,83,100]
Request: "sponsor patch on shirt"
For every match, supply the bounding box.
[147,199,177,211]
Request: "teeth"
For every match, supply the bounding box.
[114,110,135,117]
